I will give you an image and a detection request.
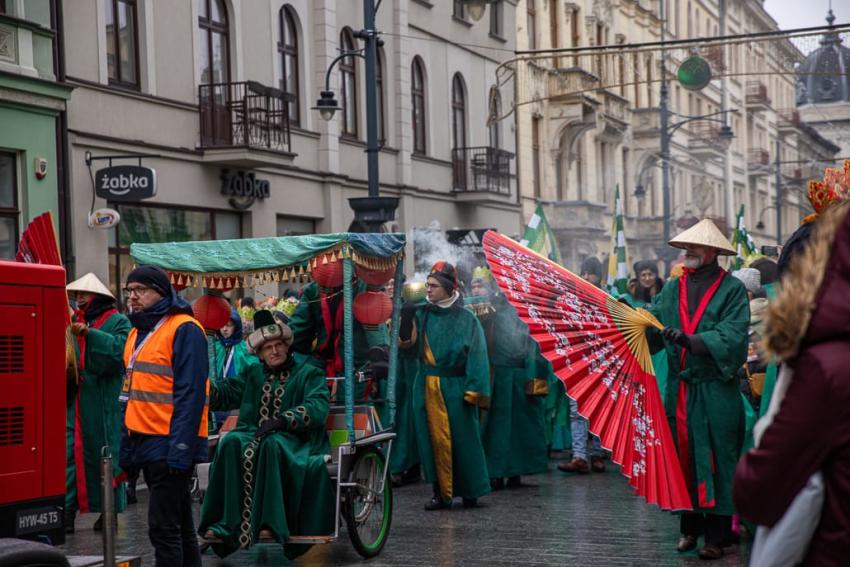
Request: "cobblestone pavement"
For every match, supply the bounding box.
[59,453,750,566]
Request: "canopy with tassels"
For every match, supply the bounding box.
[129,232,406,289]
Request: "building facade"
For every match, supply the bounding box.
[0,0,72,261]
[62,0,521,295]
[513,0,839,272]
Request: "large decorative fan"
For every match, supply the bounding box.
[16,212,76,375]
[482,230,691,512]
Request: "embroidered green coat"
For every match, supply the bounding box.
[198,353,334,559]
[477,297,550,479]
[65,311,131,515]
[649,274,749,515]
[402,301,491,501]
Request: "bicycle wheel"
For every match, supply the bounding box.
[343,446,393,558]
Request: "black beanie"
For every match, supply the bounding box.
[428,261,458,294]
[633,260,659,277]
[126,265,172,297]
[580,256,603,279]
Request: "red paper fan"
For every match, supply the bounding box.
[482,230,692,512]
[16,212,63,266]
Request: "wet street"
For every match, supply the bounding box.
[59,452,750,566]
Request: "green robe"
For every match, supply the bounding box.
[478,299,550,479]
[289,281,388,401]
[403,301,491,501]
[649,273,749,515]
[213,340,255,380]
[198,354,334,559]
[621,292,670,408]
[65,311,131,514]
[378,346,420,475]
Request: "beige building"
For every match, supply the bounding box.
[62,0,521,293]
[512,0,839,271]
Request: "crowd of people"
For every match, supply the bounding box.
[61,176,850,566]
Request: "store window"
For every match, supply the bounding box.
[105,0,139,88]
[0,152,18,260]
[108,203,241,298]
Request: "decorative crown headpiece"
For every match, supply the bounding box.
[807,160,850,215]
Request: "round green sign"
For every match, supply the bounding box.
[677,56,712,91]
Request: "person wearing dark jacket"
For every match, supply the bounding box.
[734,201,850,566]
[120,265,209,567]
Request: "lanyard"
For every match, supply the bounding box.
[122,316,168,398]
[223,347,235,377]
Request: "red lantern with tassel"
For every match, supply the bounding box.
[193,293,232,331]
[355,263,395,287]
[353,290,393,327]
[311,254,344,288]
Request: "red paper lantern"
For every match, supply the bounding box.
[353,291,393,327]
[311,257,344,288]
[355,264,395,287]
[193,294,232,331]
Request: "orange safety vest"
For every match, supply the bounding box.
[123,314,209,438]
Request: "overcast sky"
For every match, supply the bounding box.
[763,0,847,53]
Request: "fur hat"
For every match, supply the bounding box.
[428,261,458,294]
[246,309,293,353]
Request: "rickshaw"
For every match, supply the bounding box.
[129,232,405,558]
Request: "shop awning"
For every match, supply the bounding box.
[130,232,406,289]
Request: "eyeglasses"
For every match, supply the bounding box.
[123,285,152,298]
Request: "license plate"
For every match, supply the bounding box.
[16,506,62,535]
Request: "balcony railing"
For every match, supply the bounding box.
[548,67,599,101]
[745,81,771,109]
[199,81,292,153]
[452,146,514,195]
[778,108,801,129]
[701,45,726,72]
[748,148,770,167]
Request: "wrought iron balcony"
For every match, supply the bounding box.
[199,81,293,155]
[451,146,514,197]
[745,81,771,110]
[778,108,801,130]
[748,148,771,171]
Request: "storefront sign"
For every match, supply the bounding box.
[95,165,157,202]
[220,169,270,210]
[87,207,121,229]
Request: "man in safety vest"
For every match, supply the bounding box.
[120,265,209,567]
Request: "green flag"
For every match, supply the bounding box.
[520,204,562,264]
[606,186,629,295]
[731,204,757,270]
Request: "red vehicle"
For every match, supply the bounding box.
[0,260,67,545]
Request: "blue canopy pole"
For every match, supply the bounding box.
[385,259,404,428]
[343,254,355,445]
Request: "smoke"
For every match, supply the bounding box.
[411,221,482,285]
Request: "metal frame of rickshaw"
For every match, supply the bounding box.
[135,234,404,556]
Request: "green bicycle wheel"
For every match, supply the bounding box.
[343,446,393,558]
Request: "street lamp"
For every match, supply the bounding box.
[755,205,777,231]
[313,90,341,122]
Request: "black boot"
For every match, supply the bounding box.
[424,484,450,511]
[490,478,505,491]
[93,513,117,532]
[462,498,478,508]
[126,480,137,505]
[506,476,521,488]
[64,509,76,534]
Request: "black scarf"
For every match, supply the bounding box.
[686,260,723,315]
[82,295,117,323]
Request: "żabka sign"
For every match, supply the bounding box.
[95,165,157,202]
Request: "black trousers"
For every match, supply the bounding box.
[680,512,732,546]
[143,462,200,567]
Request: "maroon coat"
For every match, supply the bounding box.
[734,204,850,566]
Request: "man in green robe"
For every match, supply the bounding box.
[65,273,131,533]
[289,280,388,401]
[199,310,334,560]
[647,220,749,561]
[468,267,550,489]
[400,262,491,510]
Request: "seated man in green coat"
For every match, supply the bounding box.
[647,220,749,561]
[199,310,334,560]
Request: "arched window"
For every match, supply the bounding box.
[340,28,358,137]
[488,88,502,149]
[411,57,426,154]
[376,47,386,142]
[278,5,299,126]
[197,0,230,87]
[451,73,466,150]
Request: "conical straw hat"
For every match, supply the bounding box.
[668,219,736,256]
[67,272,115,299]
